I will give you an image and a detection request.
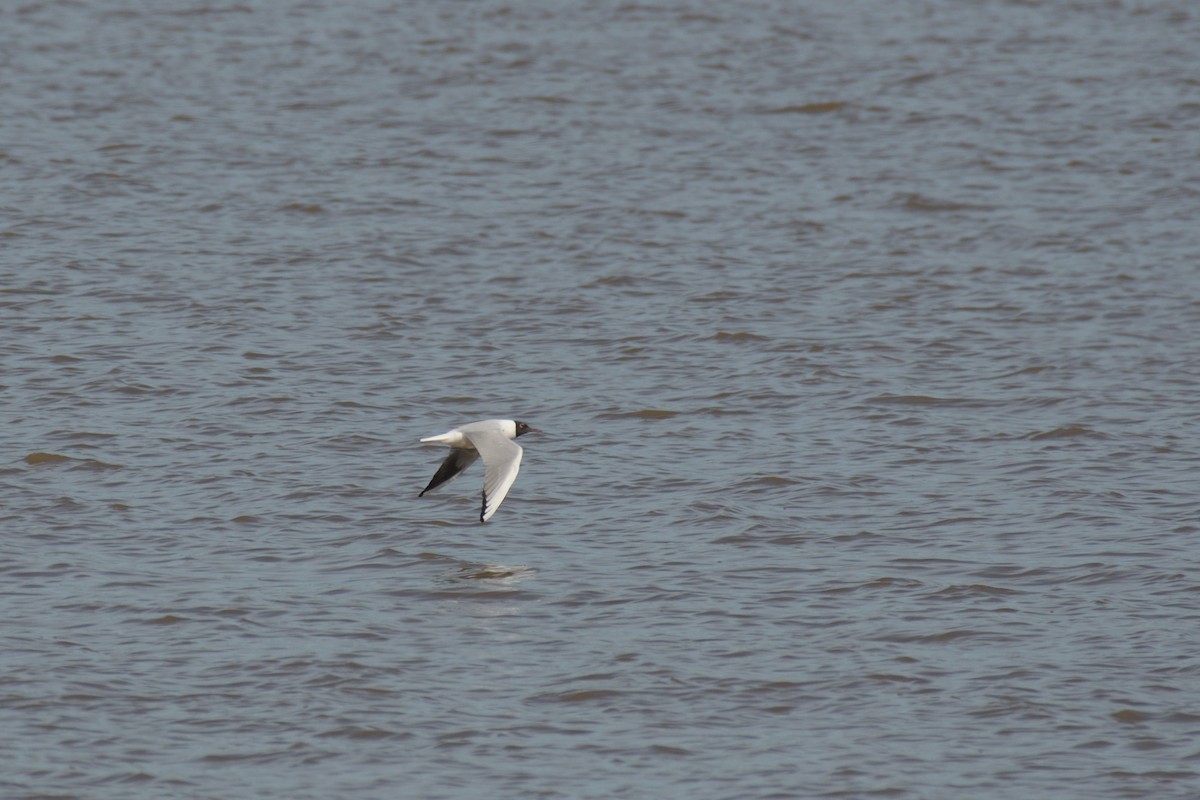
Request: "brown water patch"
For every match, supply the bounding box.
[24,452,72,464]
[1028,425,1103,440]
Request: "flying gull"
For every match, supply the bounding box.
[419,418,539,522]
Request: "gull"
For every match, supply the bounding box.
[418,419,539,522]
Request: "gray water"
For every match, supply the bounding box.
[4,1,1200,798]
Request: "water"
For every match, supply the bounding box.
[4,1,1200,798]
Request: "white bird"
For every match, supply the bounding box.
[418,419,539,522]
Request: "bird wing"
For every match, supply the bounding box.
[419,448,480,497]
[465,428,524,522]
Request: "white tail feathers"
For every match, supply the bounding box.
[420,430,466,446]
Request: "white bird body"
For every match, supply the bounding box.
[418,418,538,522]
[420,418,518,448]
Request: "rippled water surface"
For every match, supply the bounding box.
[4,1,1200,798]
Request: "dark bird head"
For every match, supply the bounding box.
[514,420,540,437]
